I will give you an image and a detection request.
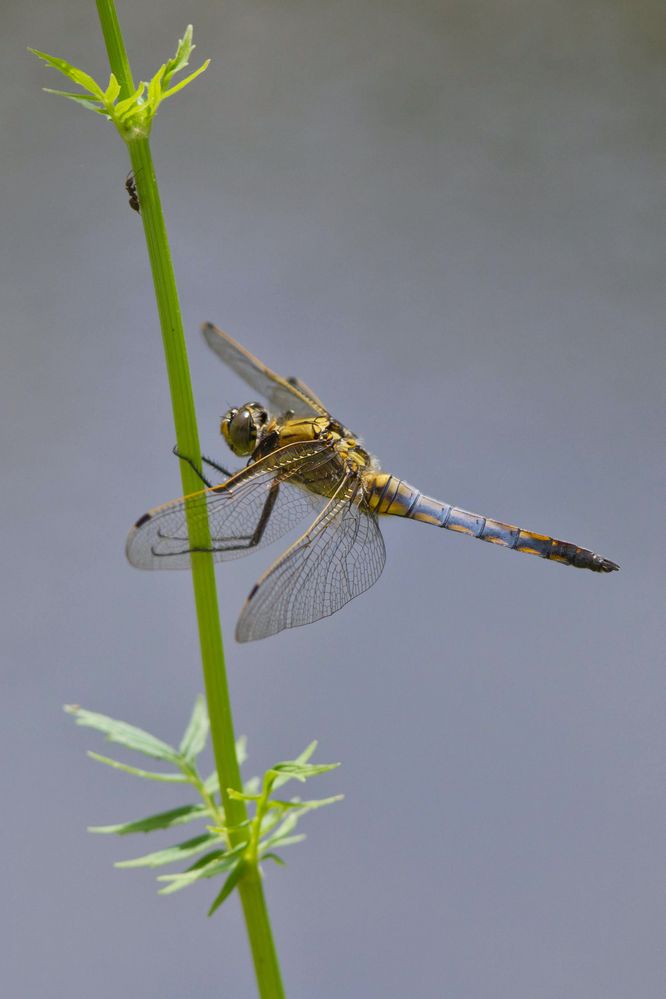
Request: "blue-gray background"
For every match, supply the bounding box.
[3,2,664,996]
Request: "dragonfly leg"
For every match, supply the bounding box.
[201,453,236,480]
[165,461,280,555]
[173,446,236,485]
[172,445,213,487]
[206,479,280,553]
[166,480,280,555]
[248,478,280,546]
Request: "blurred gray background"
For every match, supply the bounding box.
[2,1,664,997]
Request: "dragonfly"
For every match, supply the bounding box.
[126,324,619,641]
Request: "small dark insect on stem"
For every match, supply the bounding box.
[125,170,140,213]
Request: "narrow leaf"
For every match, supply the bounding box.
[207,860,246,917]
[260,810,300,845]
[163,25,194,88]
[89,803,206,836]
[104,73,120,103]
[261,852,286,867]
[157,845,244,894]
[272,741,317,789]
[115,833,217,869]
[227,788,260,803]
[261,795,339,844]
[289,794,345,812]
[114,82,146,118]
[207,818,251,837]
[270,761,340,784]
[157,857,224,894]
[66,706,180,763]
[29,50,105,98]
[161,61,210,101]
[147,65,166,112]
[178,695,209,761]
[87,752,188,782]
[266,799,302,812]
[258,810,285,839]
[262,834,306,850]
[186,849,230,872]
[42,89,105,112]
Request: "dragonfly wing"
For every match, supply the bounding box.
[235,475,386,642]
[202,323,328,417]
[286,375,328,413]
[126,441,336,570]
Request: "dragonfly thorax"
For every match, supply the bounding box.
[221,402,269,455]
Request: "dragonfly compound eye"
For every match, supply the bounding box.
[222,404,265,455]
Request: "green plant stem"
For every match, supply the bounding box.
[94,2,285,996]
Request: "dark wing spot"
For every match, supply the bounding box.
[134,512,151,528]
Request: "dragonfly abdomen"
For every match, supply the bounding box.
[364,473,619,573]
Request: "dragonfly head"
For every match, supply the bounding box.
[221,402,269,455]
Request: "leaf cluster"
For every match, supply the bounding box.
[30,25,209,141]
[66,700,342,916]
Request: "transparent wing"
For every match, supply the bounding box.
[285,375,328,413]
[235,476,386,642]
[126,441,337,570]
[201,323,328,417]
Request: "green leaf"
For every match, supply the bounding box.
[163,25,194,89]
[66,706,180,763]
[266,799,302,812]
[259,796,342,850]
[258,810,284,840]
[157,845,245,894]
[262,834,306,850]
[89,803,206,836]
[161,60,210,101]
[178,695,209,762]
[157,856,224,895]
[263,795,343,824]
[227,788,260,803]
[207,818,252,839]
[186,849,230,872]
[114,81,146,119]
[29,49,105,98]
[207,860,245,916]
[41,89,105,113]
[272,741,317,790]
[115,832,217,869]
[87,752,188,782]
[104,73,120,103]
[262,809,300,844]
[270,760,340,784]
[290,794,345,812]
[261,852,286,867]
[147,64,166,112]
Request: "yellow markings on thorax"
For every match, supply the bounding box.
[278,416,329,445]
